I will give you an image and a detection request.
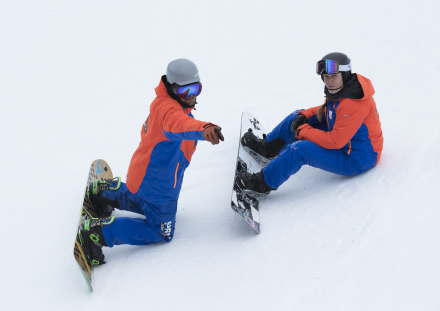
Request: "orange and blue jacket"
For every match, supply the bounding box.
[126,78,213,204]
[296,74,383,165]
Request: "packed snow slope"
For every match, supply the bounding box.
[1,0,439,310]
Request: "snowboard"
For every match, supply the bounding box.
[73,159,113,292]
[231,112,271,234]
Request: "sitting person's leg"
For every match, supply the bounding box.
[239,140,375,196]
[263,140,373,189]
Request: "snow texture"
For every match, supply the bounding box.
[1,0,440,310]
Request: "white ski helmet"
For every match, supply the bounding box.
[166,59,200,85]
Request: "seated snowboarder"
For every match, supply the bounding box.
[79,59,224,266]
[238,52,384,197]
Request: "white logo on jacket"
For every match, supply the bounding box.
[329,110,333,120]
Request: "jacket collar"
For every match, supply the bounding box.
[325,73,374,102]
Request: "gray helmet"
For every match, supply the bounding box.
[166,59,200,85]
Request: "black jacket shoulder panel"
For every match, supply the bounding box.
[327,73,364,101]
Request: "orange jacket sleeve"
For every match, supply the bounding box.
[297,100,367,149]
[157,101,213,141]
[299,105,321,119]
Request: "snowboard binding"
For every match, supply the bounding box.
[78,217,113,267]
[241,129,285,167]
[86,177,121,218]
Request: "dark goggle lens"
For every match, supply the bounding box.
[316,60,339,75]
[175,82,202,98]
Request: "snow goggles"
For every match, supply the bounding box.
[173,82,202,98]
[316,60,351,75]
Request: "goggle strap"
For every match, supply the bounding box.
[338,63,352,72]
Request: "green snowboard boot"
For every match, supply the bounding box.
[86,177,121,218]
[79,217,113,266]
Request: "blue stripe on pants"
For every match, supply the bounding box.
[100,183,177,247]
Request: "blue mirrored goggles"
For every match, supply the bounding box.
[173,82,202,99]
[316,59,352,75]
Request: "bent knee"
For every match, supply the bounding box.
[284,140,317,157]
[294,140,318,148]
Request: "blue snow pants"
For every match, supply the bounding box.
[262,111,378,189]
[99,183,177,247]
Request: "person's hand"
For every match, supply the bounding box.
[290,114,308,133]
[203,125,224,145]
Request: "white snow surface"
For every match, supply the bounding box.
[1,0,440,310]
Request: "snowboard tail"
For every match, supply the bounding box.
[74,237,92,291]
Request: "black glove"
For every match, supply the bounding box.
[290,114,308,133]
